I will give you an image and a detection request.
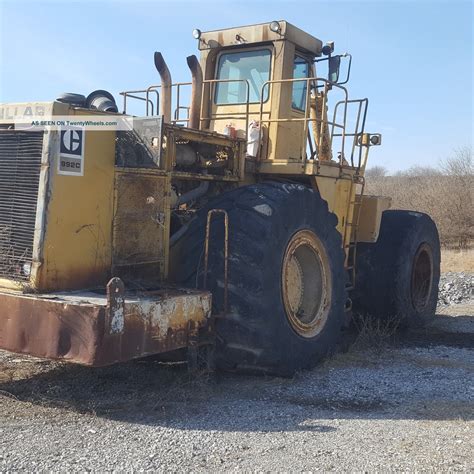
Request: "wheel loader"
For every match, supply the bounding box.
[0,21,440,375]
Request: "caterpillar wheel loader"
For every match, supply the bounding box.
[0,21,440,375]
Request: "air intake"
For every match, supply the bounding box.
[86,90,118,113]
[0,131,43,281]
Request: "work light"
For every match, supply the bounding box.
[269,21,281,33]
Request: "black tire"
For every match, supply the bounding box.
[56,93,86,107]
[353,210,440,327]
[170,182,347,376]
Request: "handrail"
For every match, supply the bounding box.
[120,89,159,115]
[200,79,251,134]
[332,98,368,168]
[145,82,192,122]
[120,83,192,124]
[121,76,369,173]
[258,77,349,166]
[145,84,160,116]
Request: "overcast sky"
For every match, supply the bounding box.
[0,0,472,172]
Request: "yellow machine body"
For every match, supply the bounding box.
[0,20,390,367]
[0,102,115,291]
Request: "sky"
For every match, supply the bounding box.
[0,0,472,172]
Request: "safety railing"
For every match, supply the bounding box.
[121,79,251,129]
[332,98,368,169]
[199,79,251,134]
[120,88,159,116]
[257,77,349,166]
[120,82,192,125]
[144,85,160,116]
[121,76,369,171]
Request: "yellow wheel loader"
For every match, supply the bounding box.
[0,21,440,375]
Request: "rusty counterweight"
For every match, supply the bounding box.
[0,280,213,366]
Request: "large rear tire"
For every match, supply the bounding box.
[170,182,347,376]
[353,210,440,327]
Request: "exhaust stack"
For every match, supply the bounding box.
[154,52,172,123]
[186,55,203,129]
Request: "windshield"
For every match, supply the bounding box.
[215,49,272,105]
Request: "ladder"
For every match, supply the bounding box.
[344,175,365,292]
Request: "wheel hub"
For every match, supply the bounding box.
[285,256,304,314]
[282,230,331,338]
[411,242,434,311]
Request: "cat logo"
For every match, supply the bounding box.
[58,127,84,176]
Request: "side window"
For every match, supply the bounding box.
[215,49,272,104]
[292,56,310,110]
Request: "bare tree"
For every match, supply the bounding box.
[365,146,473,249]
[438,147,473,248]
[365,166,388,178]
[439,146,473,176]
[394,166,441,177]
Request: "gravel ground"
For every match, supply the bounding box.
[0,274,473,471]
[438,272,474,306]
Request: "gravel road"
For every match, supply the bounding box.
[1,274,473,471]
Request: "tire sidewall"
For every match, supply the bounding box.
[392,213,440,327]
[354,210,441,328]
[212,183,346,373]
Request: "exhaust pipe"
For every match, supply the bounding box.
[186,55,203,129]
[154,52,172,123]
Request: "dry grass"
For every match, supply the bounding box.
[441,248,474,273]
[366,175,473,249]
[350,313,401,352]
[365,148,473,249]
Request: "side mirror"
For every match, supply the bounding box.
[328,55,341,83]
[315,52,352,85]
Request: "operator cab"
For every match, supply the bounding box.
[193,21,359,167]
[196,21,324,162]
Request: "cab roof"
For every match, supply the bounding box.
[198,21,323,57]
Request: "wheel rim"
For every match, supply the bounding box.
[282,230,331,338]
[411,243,434,311]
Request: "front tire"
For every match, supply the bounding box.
[171,182,347,376]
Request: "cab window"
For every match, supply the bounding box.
[215,49,272,105]
[292,56,310,110]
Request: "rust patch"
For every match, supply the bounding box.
[0,287,212,367]
[0,292,103,364]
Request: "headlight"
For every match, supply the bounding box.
[269,21,281,33]
[370,135,382,145]
[192,28,202,40]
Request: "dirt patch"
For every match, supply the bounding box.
[441,249,474,273]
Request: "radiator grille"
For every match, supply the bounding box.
[0,131,43,281]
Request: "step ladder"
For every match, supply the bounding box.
[344,176,365,292]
